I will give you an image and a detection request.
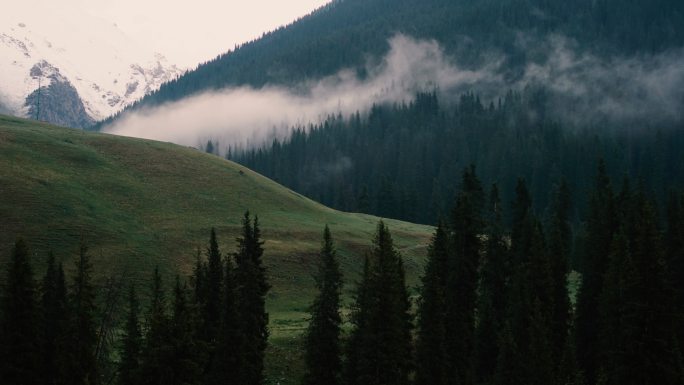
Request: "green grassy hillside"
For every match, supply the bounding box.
[0,115,432,383]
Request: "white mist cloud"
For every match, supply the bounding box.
[104,34,684,151]
[519,36,684,126]
[103,34,499,149]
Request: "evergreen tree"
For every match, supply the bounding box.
[597,226,636,384]
[198,227,223,380]
[41,252,68,385]
[235,212,270,385]
[445,165,484,385]
[344,255,371,385]
[492,321,518,385]
[547,180,572,368]
[601,192,684,384]
[415,221,449,385]
[205,250,241,385]
[498,180,555,384]
[66,241,99,385]
[139,267,172,385]
[345,221,412,385]
[527,298,555,385]
[0,239,40,385]
[575,161,616,385]
[191,248,207,307]
[476,184,509,385]
[665,192,684,352]
[303,225,343,385]
[558,331,583,385]
[169,277,201,385]
[203,228,223,343]
[118,285,142,385]
[510,178,534,268]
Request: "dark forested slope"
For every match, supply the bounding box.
[100,0,684,124]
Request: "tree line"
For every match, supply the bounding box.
[230,91,684,228]
[302,163,684,385]
[2,165,684,384]
[0,212,269,385]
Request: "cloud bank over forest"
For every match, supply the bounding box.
[104,34,684,150]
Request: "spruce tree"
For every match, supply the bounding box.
[303,225,343,385]
[575,161,616,385]
[499,180,555,385]
[119,285,142,385]
[204,228,223,343]
[547,180,572,369]
[624,194,683,384]
[344,255,371,385]
[415,222,449,385]
[41,252,68,385]
[345,221,412,385]
[191,248,207,307]
[235,212,270,385]
[445,165,484,385]
[66,241,99,385]
[195,228,224,381]
[665,192,684,352]
[207,253,241,385]
[0,239,40,385]
[476,184,509,385]
[527,298,555,385]
[492,321,518,385]
[169,277,201,385]
[597,226,636,384]
[139,267,172,385]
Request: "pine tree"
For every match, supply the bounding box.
[66,241,99,385]
[0,239,40,385]
[303,225,343,385]
[235,212,270,385]
[41,252,69,385]
[476,184,509,385]
[345,221,412,385]
[575,161,616,385]
[119,285,142,385]
[415,221,449,385]
[139,267,172,385]
[445,165,484,385]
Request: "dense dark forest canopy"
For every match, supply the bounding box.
[230,90,684,231]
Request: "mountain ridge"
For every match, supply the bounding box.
[0,10,183,127]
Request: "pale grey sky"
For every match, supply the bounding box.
[11,0,331,68]
[86,0,332,67]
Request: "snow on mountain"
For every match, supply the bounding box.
[0,2,184,125]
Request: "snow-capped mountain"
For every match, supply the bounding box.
[0,3,184,127]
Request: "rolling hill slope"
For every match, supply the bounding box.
[0,115,432,382]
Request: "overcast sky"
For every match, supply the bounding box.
[11,0,331,68]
